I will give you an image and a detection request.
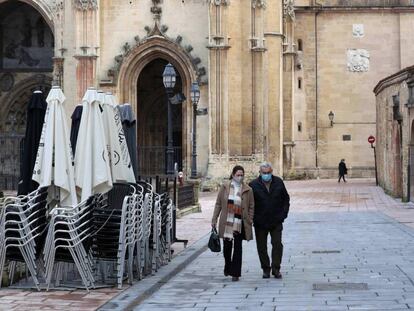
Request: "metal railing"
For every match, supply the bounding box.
[137,146,182,176]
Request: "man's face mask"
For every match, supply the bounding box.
[261,173,272,182]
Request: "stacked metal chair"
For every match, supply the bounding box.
[116,185,145,289]
[159,195,173,265]
[0,179,176,291]
[43,195,99,291]
[92,183,139,288]
[0,187,48,290]
[136,181,154,276]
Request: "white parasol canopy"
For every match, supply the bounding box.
[101,92,136,183]
[32,86,78,207]
[74,88,113,202]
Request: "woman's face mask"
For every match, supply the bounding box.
[233,175,244,184]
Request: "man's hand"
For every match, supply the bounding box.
[211,223,216,229]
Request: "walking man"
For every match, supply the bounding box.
[338,159,347,183]
[249,162,290,279]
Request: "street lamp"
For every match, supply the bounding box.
[190,81,201,178]
[328,111,335,127]
[163,63,177,175]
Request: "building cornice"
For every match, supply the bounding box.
[373,65,414,95]
[295,6,414,13]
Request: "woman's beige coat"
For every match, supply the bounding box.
[211,182,255,241]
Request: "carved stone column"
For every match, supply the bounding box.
[73,0,99,101]
[51,1,65,88]
[263,0,284,172]
[208,0,230,157]
[282,0,296,176]
[251,1,266,157]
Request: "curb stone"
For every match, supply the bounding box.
[98,232,210,311]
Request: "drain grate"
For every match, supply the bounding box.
[312,250,341,254]
[313,282,368,291]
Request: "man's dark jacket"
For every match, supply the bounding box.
[249,176,290,229]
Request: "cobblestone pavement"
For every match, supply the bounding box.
[2,178,414,310]
[133,179,414,311]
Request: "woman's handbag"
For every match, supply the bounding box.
[208,227,221,252]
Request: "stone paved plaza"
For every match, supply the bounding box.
[2,178,414,310]
[133,179,414,311]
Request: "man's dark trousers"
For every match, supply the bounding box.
[254,223,283,275]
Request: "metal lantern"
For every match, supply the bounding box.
[190,82,201,105]
[328,111,334,127]
[162,63,177,89]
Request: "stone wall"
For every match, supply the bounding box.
[374,65,414,201]
[294,5,414,178]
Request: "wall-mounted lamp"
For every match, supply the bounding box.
[328,111,335,127]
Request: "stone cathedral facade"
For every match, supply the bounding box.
[0,0,414,188]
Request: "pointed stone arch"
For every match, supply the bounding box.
[0,74,52,132]
[117,36,199,105]
[0,0,55,33]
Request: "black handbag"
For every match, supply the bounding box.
[208,227,221,252]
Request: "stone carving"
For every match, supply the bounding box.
[51,0,64,12]
[283,0,295,20]
[252,0,266,8]
[212,0,229,5]
[73,0,98,10]
[151,0,162,21]
[353,24,364,37]
[0,73,14,92]
[347,49,370,72]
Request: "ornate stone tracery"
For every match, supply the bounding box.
[73,0,98,10]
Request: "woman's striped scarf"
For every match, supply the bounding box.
[224,182,242,240]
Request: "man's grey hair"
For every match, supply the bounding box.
[259,162,273,170]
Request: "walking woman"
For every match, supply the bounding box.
[211,165,255,281]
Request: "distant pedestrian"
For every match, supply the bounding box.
[249,162,290,279]
[212,165,254,282]
[338,159,347,183]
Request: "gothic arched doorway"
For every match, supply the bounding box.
[137,59,184,175]
[0,1,54,189]
[117,36,199,177]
